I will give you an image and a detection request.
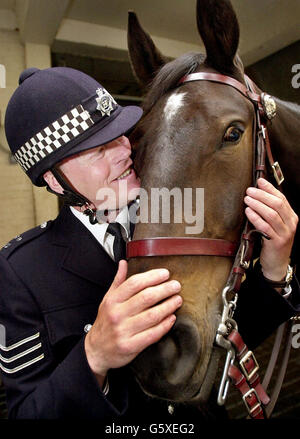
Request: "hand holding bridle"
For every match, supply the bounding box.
[244,178,298,281]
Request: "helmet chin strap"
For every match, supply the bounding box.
[47,166,98,225]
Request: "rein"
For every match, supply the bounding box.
[126,72,290,419]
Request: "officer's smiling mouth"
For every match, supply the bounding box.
[114,166,133,181]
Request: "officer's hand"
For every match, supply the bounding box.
[84,260,182,382]
[244,178,298,280]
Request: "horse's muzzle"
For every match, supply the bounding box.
[131,314,202,401]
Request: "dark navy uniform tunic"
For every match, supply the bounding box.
[0,206,299,420]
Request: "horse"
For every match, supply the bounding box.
[126,0,300,415]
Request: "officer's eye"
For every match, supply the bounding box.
[223,126,244,144]
[97,146,105,156]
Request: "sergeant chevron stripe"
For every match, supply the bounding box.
[0,354,45,374]
[0,331,44,374]
[0,332,40,351]
[0,342,42,363]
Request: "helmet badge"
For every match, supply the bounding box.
[95,87,117,117]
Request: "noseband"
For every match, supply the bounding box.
[126,72,288,419]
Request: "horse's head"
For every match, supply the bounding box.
[127,0,256,403]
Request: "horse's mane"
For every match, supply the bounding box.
[276,98,300,114]
[142,52,205,113]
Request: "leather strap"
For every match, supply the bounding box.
[262,323,285,392]
[228,330,270,406]
[228,365,265,419]
[178,73,262,106]
[127,237,238,258]
[226,329,272,419]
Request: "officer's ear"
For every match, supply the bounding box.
[43,170,64,195]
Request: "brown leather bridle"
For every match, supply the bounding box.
[126,72,288,419]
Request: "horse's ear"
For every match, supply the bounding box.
[127,11,167,88]
[196,0,240,74]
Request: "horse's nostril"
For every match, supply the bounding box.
[158,336,177,371]
[158,315,201,385]
[131,314,202,399]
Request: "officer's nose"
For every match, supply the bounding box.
[117,136,132,151]
[107,136,132,162]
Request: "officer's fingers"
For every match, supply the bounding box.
[250,178,297,227]
[257,178,282,197]
[124,280,181,316]
[244,197,285,237]
[108,260,128,291]
[127,314,177,355]
[113,268,170,302]
[127,294,182,335]
[245,206,276,240]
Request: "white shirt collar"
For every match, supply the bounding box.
[70,206,131,260]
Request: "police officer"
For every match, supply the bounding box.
[0,67,299,421]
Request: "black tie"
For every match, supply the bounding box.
[107,222,126,262]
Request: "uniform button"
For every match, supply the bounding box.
[40,222,47,228]
[15,235,22,241]
[3,242,11,249]
[168,404,175,415]
[84,324,92,333]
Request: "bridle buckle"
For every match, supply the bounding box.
[239,242,250,269]
[272,161,284,185]
[239,350,259,381]
[242,388,262,415]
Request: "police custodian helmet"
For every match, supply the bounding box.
[5,67,142,222]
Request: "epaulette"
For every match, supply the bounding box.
[0,221,52,259]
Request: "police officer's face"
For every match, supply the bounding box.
[58,136,141,211]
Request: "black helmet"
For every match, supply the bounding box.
[5,66,142,186]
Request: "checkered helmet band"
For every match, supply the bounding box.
[14,105,94,172]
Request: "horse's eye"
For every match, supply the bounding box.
[223,126,243,144]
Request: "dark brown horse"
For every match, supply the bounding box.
[126,0,300,408]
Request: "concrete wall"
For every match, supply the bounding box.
[246,40,300,104]
[0,28,35,247]
[0,26,58,248]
